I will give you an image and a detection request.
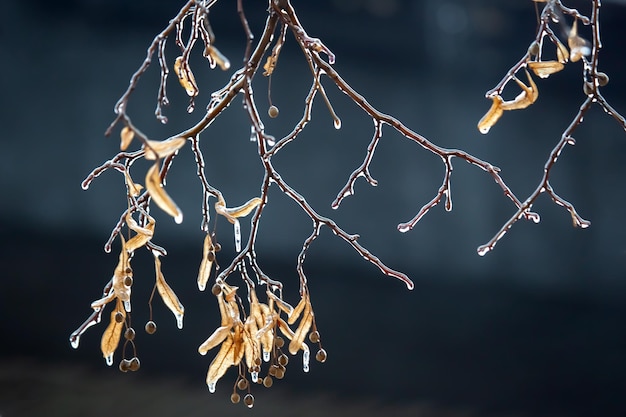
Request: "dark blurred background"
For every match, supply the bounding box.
[1,0,626,416]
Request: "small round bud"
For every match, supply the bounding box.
[124,327,136,341]
[274,368,285,379]
[211,284,222,296]
[124,276,133,287]
[274,336,284,349]
[315,348,327,363]
[597,72,609,86]
[583,82,594,96]
[528,41,540,56]
[129,357,141,371]
[243,393,255,408]
[277,354,289,366]
[230,392,241,404]
[268,365,277,376]
[254,357,262,367]
[207,251,216,262]
[213,242,222,252]
[308,331,320,343]
[114,312,125,323]
[237,378,249,391]
[125,267,132,274]
[268,105,279,118]
[145,320,157,334]
[263,376,273,388]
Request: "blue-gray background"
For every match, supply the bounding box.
[1,1,626,416]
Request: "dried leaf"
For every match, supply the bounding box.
[204,45,230,71]
[477,95,504,134]
[120,126,134,151]
[146,162,183,224]
[500,70,538,111]
[527,60,565,78]
[154,255,185,329]
[100,298,125,364]
[123,170,143,198]
[197,234,214,291]
[215,195,262,224]
[206,333,235,390]
[289,298,313,355]
[198,325,231,355]
[568,20,591,63]
[288,295,307,325]
[144,137,187,160]
[556,39,569,64]
[125,213,155,253]
[174,56,198,97]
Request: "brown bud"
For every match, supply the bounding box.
[145,321,157,334]
[124,327,136,341]
[315,348,327,363]
[230,392,241,404]
[597,72,609,87]
[268,105,280,118]
[243,393,255,408]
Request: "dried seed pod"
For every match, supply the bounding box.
[124,276,133,287]
[263,376,273,388]
[278,353,289,366]
[243,393,255,408]
[211,283,222,296]
[119,359,130,372]
[124,327,136,341]
[597,72,609,87]
[583,82,594,96]
[237,378,249,391]
[527,41,540,57]
[308,330,320,343]
[114,312,125,323]
[101,299,125,365]
[230,392,241,404]
[268,105,279,118]
[315,348,327,363]
[145,321,157,334]
[129,357,141,371]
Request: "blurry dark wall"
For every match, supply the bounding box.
[1,1,626,416]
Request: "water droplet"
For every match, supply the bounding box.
[208,382,216,393]
[477,245,490,256]
[302,345,310,373]
[251,371,259,383]
[333,117,342,130]
[105,354,114,366]
[124,300,131,313]
[175,313,184,329]
[397,223,411,233]
[69,335,80,349]
[175,212,183,224]
[566,137,576,145]
[187,103,195,113]
[263,350,270,362]
[265,135,276,147]
[81,182,90,190]
[342,190,352,198]
[234,220,242,252]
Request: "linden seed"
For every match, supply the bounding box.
[211,284,221,296]
[308,331,320,343]
[583,82,594,96]
[145,321,157,334]
[268,105,279,118]
[274,336,284,348]
[124,327,136,341]
[207,251,216,262]
[528,41,540,56]
[243,393,255,408]
[214,242,222,252]
[237,378,249,391]
[119,359,130,372]
[254,357,262,367]
[315,348,327,363]
[268,365,277,376]
[263,376,273,388]
[129,357,141,371]
[274,368,285,379]
[114,312,125,323]
[597,72,609,86]
[125,267,132,274]
[278,354,289,366]
[124,276,133,287]
[230,392,241,404]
